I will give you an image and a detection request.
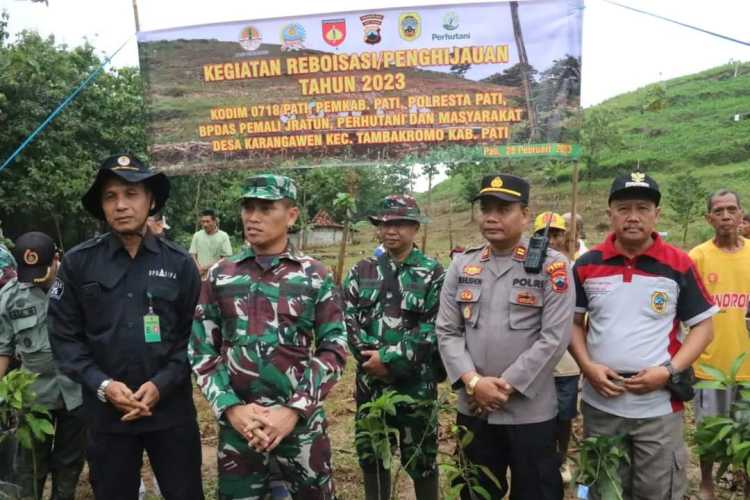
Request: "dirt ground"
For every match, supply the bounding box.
[58,366,745,500]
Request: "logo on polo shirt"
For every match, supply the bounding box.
[651,291,668,313]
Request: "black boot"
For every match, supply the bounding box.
[413,473,440,500]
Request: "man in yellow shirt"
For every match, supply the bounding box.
[689,189,750,500]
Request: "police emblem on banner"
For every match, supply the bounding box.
[239,25,262,51]
[651,291,668,314]
[399,12,421,41]
[280,23,306,51]
[360,14,383,44]
[322,19,346,47]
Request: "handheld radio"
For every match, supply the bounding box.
[523,214,552,274]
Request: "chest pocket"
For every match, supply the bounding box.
[456,287,481,328]
[508,287,544,331]
[277,279,316,342]
[148,280,180,339]
[10,311,48,354]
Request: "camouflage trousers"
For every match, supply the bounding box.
[217,407,335,500]
[16,407,86,500]
[354,374,438,480]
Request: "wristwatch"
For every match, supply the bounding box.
[466,375,482,396]
[661,360,677,380]
[97,379,113,403]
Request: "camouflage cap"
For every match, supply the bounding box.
[241,174,297,201]
[368,194,426,225]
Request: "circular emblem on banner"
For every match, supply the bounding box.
[651,291,668,314]
[399,12,421,41]
[281,23,306,51]
[23,249,39,266]
[239,26,262,51]
[117,155,130,166]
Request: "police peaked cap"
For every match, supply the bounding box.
[82,154,170,220]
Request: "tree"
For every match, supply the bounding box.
[449,64,471,78]
[579,108,622,187]
[666,170,708,246]
[0,28,147,248]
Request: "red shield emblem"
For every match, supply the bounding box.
[322,19,346,47]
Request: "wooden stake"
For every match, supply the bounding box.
[421,168,433,253]
[568,163,579,258]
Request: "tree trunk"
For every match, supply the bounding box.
[511,2,537,142]
[52,213,65,252]
[682,222,689,246]
[192,175,204,232]
[448,201,454,252]
[421,170,433,253]
[335,221,350,286]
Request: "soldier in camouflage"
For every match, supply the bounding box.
[0,242,17,290]
[190,174,349,500]
[0,233,85,500]
[343,195,445,500]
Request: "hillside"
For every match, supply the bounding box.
[417,61,750,252]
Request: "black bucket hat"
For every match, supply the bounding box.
[82,154,170,220]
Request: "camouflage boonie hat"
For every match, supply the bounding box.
[368,194,426,225]
[241,174,297,201]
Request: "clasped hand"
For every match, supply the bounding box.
[226,404,299,453]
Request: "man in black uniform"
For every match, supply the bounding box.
[48,154,204,500]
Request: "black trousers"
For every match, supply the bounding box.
[455,413,562,500]
[86,420,204,500]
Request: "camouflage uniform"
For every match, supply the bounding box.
[0,243,17,290]
[190,175,348,500]
[343,195,445,484]
[0,234,85,500]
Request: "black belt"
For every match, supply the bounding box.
[617,372,638,378]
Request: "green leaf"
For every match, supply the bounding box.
[695,380,726,390]
[699,363,729,384]
[471,485,492,500]
[478,464,503,491]
[729,352,748,382]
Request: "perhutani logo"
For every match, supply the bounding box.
[149,269,177,280]
[433,11,470,42]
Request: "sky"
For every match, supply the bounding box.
[2,0,749,189]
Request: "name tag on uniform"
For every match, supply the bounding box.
[143,314,162,343]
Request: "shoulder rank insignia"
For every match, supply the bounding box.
[512,246,527,262]
[479,246,491,262]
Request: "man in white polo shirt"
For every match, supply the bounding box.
[569,171,718,499]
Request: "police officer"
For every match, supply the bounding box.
[190,174,348,499]
[343,195,444,500]
[0,232,85,499]
[436,174,574,500]
[47,154,204,500]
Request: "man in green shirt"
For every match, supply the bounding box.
[189,209,233,279]
[0,232,85,500]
